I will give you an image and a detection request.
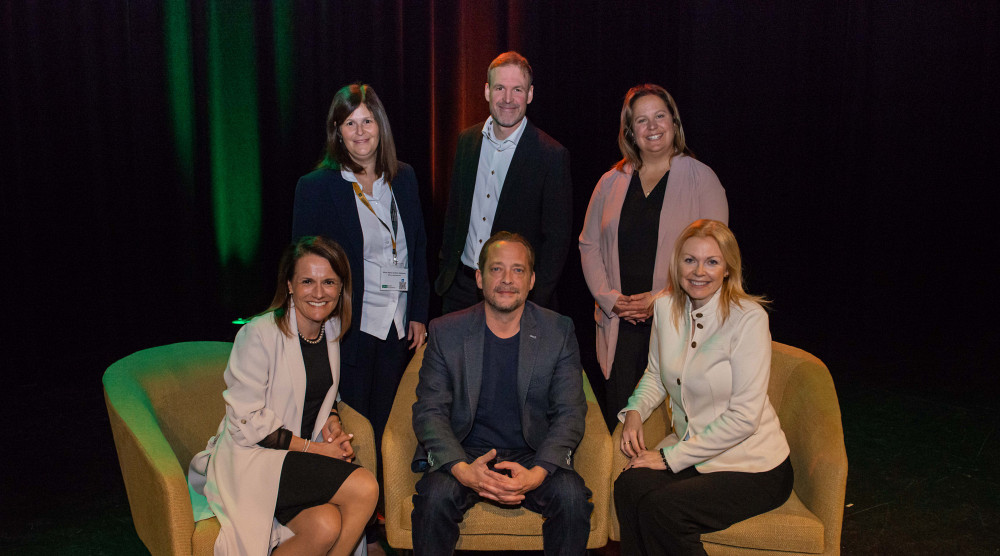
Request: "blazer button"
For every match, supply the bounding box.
[676,378,681,385]
[695,313,703,318]
[691,341,697,348]
[696,323,703,329]
[241,419,246,424]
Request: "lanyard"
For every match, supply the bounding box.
[352,181,400,265]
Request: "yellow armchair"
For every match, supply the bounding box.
[103,341,377,555]
[382,344,611,551]
[609,342,848,555]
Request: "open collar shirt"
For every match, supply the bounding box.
[460,116,528,269]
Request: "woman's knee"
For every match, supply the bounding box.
[336,467,379,509]
[289,504,342,547]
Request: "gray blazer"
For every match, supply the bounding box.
[411,301,586,473]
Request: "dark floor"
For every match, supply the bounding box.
[2,353,998,555]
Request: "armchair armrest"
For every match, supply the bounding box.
[103,384,195,556]
[609,403,672,540]
[777,357,848,554]
[339,401,377,477]
[383,345,425,548]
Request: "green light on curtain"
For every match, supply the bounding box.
[164,0,195,189]
[273,2,294,138]
[208,0,262,267]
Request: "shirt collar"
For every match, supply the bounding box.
[686,288,723,318]
[482,116,527,150]
[341,169,387,198]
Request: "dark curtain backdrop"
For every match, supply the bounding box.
[2,0,998,531]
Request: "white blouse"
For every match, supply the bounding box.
[343,170,407,340]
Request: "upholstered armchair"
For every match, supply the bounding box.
[609,342,848,555]
[103,341,377,555]
[382,345,611,550]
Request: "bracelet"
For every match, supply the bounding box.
[329,409,340,417]
[659,448,672,472]
[303,439,311,453]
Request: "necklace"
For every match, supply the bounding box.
[298,327,325,344]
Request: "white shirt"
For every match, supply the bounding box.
[343,170,407,340]
[460,117,528,269]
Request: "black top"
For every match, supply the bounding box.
[463,325,526,451]
[257,335,333,450]
[618,170,668,301]
[299,335,334,437]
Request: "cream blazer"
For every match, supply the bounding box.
[619,291,789,474]
[188,306,352,555]
[579,155,728,379]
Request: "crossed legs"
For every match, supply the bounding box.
[273,467,379,556]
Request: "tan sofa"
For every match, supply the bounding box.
[382,344,611,550]
[609,342,848,555]
[103,341,377,555]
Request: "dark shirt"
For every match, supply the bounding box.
[463,325,526,450]
[618,170,667,329]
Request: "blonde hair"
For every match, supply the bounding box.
[665,219,768,328]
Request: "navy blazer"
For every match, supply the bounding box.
[411,302,586,473]
[435,120,573,308]
[292,163,430,365]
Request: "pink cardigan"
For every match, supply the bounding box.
[578,155,729,379]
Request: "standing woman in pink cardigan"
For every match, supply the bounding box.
[579,84,728,429]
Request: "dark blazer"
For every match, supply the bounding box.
[292,163,429,365]
[435,120,573,308]
[411,301,586,473]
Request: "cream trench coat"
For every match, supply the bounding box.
[188,306,361,555]
[618,290,789,474]
[579,155,728,379]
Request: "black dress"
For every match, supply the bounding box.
[604,170,668,429]
[269,335,360,525]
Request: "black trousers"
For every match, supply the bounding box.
[614,457,794,556]
[440,264,483,315]
[412,447,593,556]
[337,323,410,474]
[604,320,652,431]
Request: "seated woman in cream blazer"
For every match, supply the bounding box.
[189,236,378,556]
[615,220,793,556]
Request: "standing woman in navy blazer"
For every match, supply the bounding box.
[292,84,429,477]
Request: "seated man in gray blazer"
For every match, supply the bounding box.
[411,231,592,556]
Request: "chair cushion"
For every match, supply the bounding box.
[701,491,825,554]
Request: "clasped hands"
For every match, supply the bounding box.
[620,410,667,471]
[309,414,355,462]
[613,292,653,324]
[451,448,547,505]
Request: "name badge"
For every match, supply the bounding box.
[381,268,408,291]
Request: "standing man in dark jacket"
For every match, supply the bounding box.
[436,52,572,313]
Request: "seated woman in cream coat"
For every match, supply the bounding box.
[615,220,793,556]
[189,236,378,555]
